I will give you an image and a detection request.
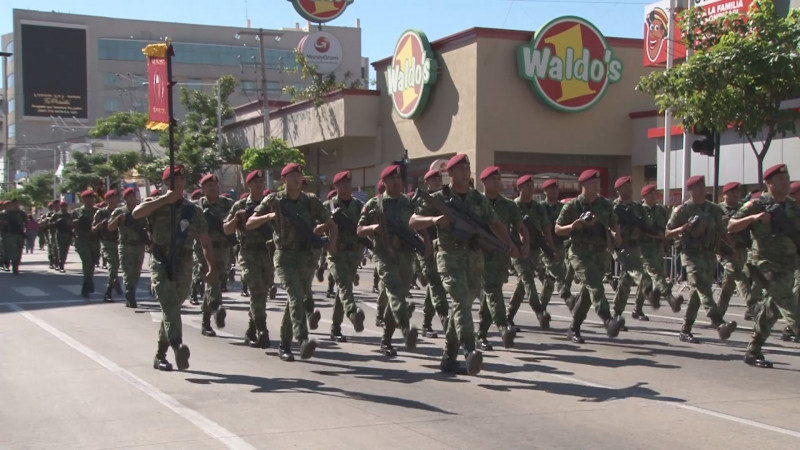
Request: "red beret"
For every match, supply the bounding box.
[424,169,441,180]
[239,192,249,200]
[122,187,135,198]
[791,181,800,194]
[245,170,263,184]
[446,154,469,171]
[764,164,788,180]
[46,201,53,208]
[199,173,218,186]
[380,164,401,180]
[149,189,161,197]
[161,164,186,181]
[614,176,631,189]
[281,163,303,177]
[80,189,95,198]
[542,179,558,189]
[578,169,600,183]
[221,193,231,198]
[516,174,533,188]
[333,171,351,185]
[104,189,117,199]
[686,175,705,188]
[190,189,203,199]
[326,190,336,200]
[479,166,500,181]
[96,202,107,208]
[263,189,271,196]
[722,182,740,194]
[377,180,385,192]
[641,184,657,196]
[751,191,762,199]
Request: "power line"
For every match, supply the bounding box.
[502,0,651,4]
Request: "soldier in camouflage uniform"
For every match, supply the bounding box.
[717,182,759,320]
[476,166,524,351]
[93,190,122,302]
[555,169,624,343]
[540,180,572,308]
[0,199,26,274]
[640,184,683,314]
[508,174,555,330]
[51,201,73,273]
[729,164,800,368]
[322,189,337,299]
[359,165,421,356]
[226,170,273,349]
[665,175,738,343]
[327,170,367,342]
[197,174,234,338]
[45,201,59,270]
[411,154,519,375]
[247,163,337,362]
[189,188,205,305]
[133,164,216,372]
[418,169,450,338]
[37,208,49,252]
[108,187,149,308]
[72,190,101,298]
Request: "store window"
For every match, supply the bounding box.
[6,73,14,89]
[240,80,257,92]
[8,123,15,138]
[8,98,14,113]
[104,72,121,87]
[104,97,121,114]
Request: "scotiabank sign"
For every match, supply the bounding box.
[386,30,438,119]
[517,17,623,113]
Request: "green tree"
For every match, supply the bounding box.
[61,150,140,195]
[17,173,54,207]
[89,111,155,157]
[283,50,365,107]
[637,0,800,184]
[241,138,306,173]
[136,155,170,190]
[158,75,238,186]
[0,189,32,208]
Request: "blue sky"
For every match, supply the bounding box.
[2,0,648,76]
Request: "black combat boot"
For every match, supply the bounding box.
[403,326,418,352]
[422,325,438,339]
[380,334,397,357]
[269,285,277,299]
[666,293,684,313]
[679,324,700,343]
[244,324,259,347]
[477,337,493,351]
[646,288,661,310]
[568,324,585,344]
[103,285,113,303]
[348,308,365,333]
[299,339,318,359]
[501,326,516,349]
[464,342,483,376]
[241,282,250,297]
[153,341,173,371]
[172,343,190,370]
[308,310,321,330]
[125,289,137,309]
[711,317,737,341]
[744,352,773,368]
[279,342,295,362]
[631,307,649,321]
[603,314,623,338]
[190,282,200,305]
[536,310,551,330]
[330,327,347,343]
[781,327,799,343]
[201,312,216,337]
[214,306,226,329]
[256,329,270,349]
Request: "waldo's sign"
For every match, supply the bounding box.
[517,17,623,113]
[386,30,438,119]
[290,0,353,23]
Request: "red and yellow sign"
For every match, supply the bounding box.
[386,30,438,119]
[643,1,686,67]
[517,17,623,113]
[142,43,171,130]
[290,0,353,23]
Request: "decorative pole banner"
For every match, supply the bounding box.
[142,43,172,130]
[290,0,353,23]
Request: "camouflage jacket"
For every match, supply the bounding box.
[667,200,725,254]
[613,198,644,248]
[719,200,751,249]
[360,192,415,256]
[733,193,800,266]
[71,206,99,240]
[255,190,329,251]
[415,185,499,251]
[198,196,234,247]
[111,205,149,246]
[329,195,364,249]
[641,202,668,247]
[557,194,617,249]
[94,206,119,242]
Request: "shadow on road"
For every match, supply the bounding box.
[515,354,682,370]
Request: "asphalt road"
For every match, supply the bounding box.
[2,249,799,449]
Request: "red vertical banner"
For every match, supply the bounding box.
[142,43,171,131]
[643,1,686,67]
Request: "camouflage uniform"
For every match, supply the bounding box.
[327,194,366,339]
[111,205,149,306]
[94,206,120,301]
[198,195,235,334]
[508,197,549,324]
[541,200,570,302]
[72,205,100,296]
[611,199,647,319]
[419,225,449,335]
[0,207,26,272]
[556,194,620,340]
[733,193,800,363]
[640,202,675,306]
[718,200,758,316]
[360,192,418,352]
[46,209,59,268]
[51,209,73,271]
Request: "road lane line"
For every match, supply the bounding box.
[5,303,255,450]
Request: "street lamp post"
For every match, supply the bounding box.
[1,51,12,188]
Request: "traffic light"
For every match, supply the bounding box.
[691,125,716,157]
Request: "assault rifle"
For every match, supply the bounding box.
[523,215,556,259]
[242,204,274,240]
[413,189,508,253]
[614,203,662,237]
[332,207,374,251]
[125,211,151,245]
[765,202,800,253]
[204,207,238,246]
[273,197,328,249]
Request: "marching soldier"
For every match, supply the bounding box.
[418,169,449,338]
[728,164,800,368]
[45,201,59,269]
[93,190,122,303]
[0,198,26,274]
[108,187,149,308]
[665,175,737,343]
[246,163,337,362]
[508,174,554,330]
[476,166,525,350]
[197,174,234,338]
[640,184,683,313]
[225,170,273,349]
[234,191,251,298]
[327,170,367,342]
[555,169,625,343]
[72,190,101,298]
[37,208,49,252]
[359,164,420,357]
[411,154,519,375]
[189,188,205,305]
[133,164,216,372]
[52,200,72,273]
[540,179,571,307]
[717,182,759,320]
[322,189,337,299]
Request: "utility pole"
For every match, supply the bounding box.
[1,51,12,189]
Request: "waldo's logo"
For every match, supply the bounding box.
[386,30,438,119]
[517,16,623,113]
[290,0,353,23]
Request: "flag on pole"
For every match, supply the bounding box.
[142,43,171,131]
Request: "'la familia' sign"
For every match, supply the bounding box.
[290,0,353,23]
[517,16,623,113]
[386,30,438,119]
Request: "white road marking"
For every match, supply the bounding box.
[0,299,84,305]
[149,311,237,339]
[5,303,255,450]
[11,286,48,297]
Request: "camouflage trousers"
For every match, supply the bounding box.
[202,242,232,315]
[419,253,448,330]
[328,249,361,333]
[241,244,274,333]
[1,233,23,266]
[612,247,646,316]
[75,237,100,294]
[120,243,146,299]
[681,250,724,332]
[641,243,670,299]
[508,251,544,320]
[568,246,613,328]
[747,258,800,354]
[275,249,316,346]
[438,248,484,358]
[541,243,569,303]
[151,252,193,349]
[718,247,758,316]
[56,232,72,267]
[478,250,510,339]
[101,240,120,295]
[48,230,59,266]
[375,249,414,344]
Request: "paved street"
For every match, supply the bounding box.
[1,249,800,449]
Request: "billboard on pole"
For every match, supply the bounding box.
[643,1,686,67]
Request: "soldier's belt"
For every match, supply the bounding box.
[437,241,477,252]
[120,240,146,247]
